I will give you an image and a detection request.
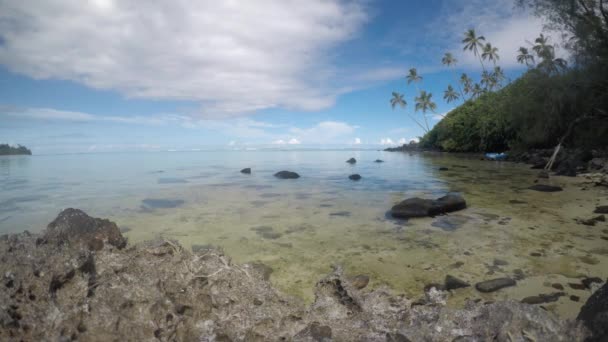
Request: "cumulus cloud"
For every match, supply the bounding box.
[0,0,367,117]
[353,137,362,145]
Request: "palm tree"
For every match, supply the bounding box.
[471,83,484,99]
[492,66,506,88]
[539,57,568,75]
[414,90,435,131]
[480,71,493,90]
[462,29,486,71]
[443,85,460,103]
[390,92,427,132]
[460,73,473,96]
[406,68,423,93]
[442,52,465,99]
[516,47,535,67]
[481,43,500,65]
[533,34,554,60]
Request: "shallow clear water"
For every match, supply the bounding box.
[1,150,607,318]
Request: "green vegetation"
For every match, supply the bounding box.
[0,144,32,155]
[392,0,608,153]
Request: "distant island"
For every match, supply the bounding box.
[0,144,32,155]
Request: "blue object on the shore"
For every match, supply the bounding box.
[485,152,507,160]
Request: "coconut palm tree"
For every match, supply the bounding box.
[462,29,486,70]
[481,43,500,65]
[390,92,406,109]
[516,47,535,67]
[443,85,460,103]
[480,71,493,90]
[471,83,484,99]
[442,52,465,99]
[533,34,554,60]
[460,73,473,96]
[492,66,506,88]
[406,68,423,91]
[390,92,427,132]
[539,57,568,75]
[414,90,435,131]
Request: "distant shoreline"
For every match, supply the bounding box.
[0,144,32,156]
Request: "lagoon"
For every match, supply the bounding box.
[1,150,606,319]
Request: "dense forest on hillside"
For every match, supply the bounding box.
[0,144,32,155]
[399,0,608,153]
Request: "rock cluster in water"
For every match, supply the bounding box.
[391,194,467,219]
[0,209,601,341]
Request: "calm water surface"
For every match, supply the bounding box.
[1,150,606,318]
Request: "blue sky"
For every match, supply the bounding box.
[0,0,549,154]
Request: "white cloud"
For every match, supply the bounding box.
[380,138,395,145]
[289,121,358,144]
[272,138,300,145]
[398,138,407,144]
[288,138,301,145]
[0,1,368,117]
[353,137,362,145]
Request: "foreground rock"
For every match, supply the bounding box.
[391,194,467,219]
[40,208,127,251]
[0,210,591,341]
[578,279,608,341]
[240,168,251,174]
[475,277,517,293]
[595,206,608,214]
[274,170,300,179]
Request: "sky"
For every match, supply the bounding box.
[0,0,552,154]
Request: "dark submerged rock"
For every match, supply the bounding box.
[445,275,470,291]
[346,158,357,164]
[374,159,384,163]
[349,174,362,181]
[350,275,370,290]
[141,198,184,209]
[240,168,251,174]
[595,206,608,214]
[391,194,467,219]
[274,171,300,179]
[528,184,563,192]
[475,278,516,293]
[439,167,449,171]
[521,292,565,305]
[577,279,608,341]
[43,208,127,250]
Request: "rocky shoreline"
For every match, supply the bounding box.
[1,209,607,341]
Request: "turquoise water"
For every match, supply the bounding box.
[1,150,606,318]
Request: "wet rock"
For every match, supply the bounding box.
[350,275,370,290]
[274,171,300,179]
[349,174,362,181]
[240,168,251,174]
[346,158,357,164]
[391,194,466,219]
[577,279,608,341]
[249,262,274,281]
[588,158,608,171]
[509,199,527,205]
[521,292,565,305]
[445,275,470,291]
[329,211,351,217]
[191,244,217,253]
[571,295,580,302]
[374,159,384,163]
[528,184,563,192]
[595,206,608,214]
[552,283,565,291]
[570,283,587,290]
[583,277,603,289]
[439,167,449,171]
[475,278,516,293]
[431,215,470,231]
[43,208,127,250]
[386,332,411,342]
